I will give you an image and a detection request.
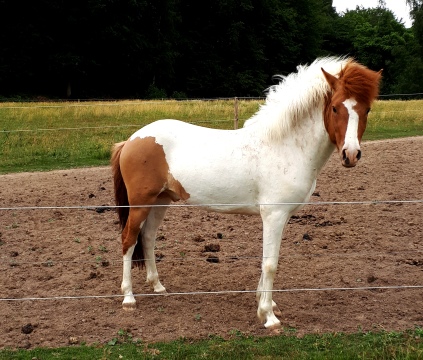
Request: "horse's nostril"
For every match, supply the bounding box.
[357,150,362,160]
[342,149,347,160]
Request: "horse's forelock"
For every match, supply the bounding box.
[338,61,381,104]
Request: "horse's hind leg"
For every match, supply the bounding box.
[142,196,170,293]
[121,207,150,310]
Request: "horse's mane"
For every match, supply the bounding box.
[244,56,378,141]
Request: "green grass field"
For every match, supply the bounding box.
[367,99,423,139]
[1,328,422,359]
[0,99,422,174]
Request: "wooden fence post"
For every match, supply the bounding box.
[234,97,239,129]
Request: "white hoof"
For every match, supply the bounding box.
[122,296,136,311]
[264,319,282,330]
[153,284,167,294]
[258,308,281,329]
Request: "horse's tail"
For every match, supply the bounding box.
[111,141,129,229]
[111,141,144,268]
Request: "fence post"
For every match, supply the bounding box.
[234,97,239,129]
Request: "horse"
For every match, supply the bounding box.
[111,57,382,329]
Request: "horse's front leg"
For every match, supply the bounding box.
[257,206,290,329]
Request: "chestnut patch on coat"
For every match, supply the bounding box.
[120,136,190,203]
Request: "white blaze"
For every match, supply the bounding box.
[342,98,360,151]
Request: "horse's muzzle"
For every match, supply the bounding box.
[341,148,361,168]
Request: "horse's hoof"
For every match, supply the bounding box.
[264,321,282,331]
[122,302,136,311]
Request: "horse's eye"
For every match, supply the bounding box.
[332,106,337,113]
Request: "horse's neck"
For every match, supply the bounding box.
[298,111,335,172]
[294,110,335,173]
[249,107,335,175]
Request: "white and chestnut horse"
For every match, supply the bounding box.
[111,57,382,329]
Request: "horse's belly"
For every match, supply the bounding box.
[162,139,260,211]
[169,160,260,213]
[187,202,260,215]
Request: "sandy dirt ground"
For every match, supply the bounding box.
[0,137,422,349]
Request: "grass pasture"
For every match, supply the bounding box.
[2,328,423,359]
[0,98,422,174]
[368,99,423,139]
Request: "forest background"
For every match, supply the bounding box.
[0,0,422,100]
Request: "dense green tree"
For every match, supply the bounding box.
[406,0,423,54]
[328,6,417,94]
[0,0,421,98]
[260,0,326,73]
[77,0,181,98]
[0,0,56,96]
[0,0,181,98]
[389,0,423,94]
[174,0,267,97]
[174,0,327,97]
[318,0,342,56]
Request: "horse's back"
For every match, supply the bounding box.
[130,119,230,141]
[128,119,251,161]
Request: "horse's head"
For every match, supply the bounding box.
[322,62,382,167]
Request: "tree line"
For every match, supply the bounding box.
[0,0,422,99]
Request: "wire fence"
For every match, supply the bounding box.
[1,285,423,303]
[1,199,423,211]
[0,96,422,303]
[0,197,422,302]
[0,92,422,105]
[0,120,233,134]
[0,93,421,135]
[1,249,422,267]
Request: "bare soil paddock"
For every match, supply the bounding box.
[0,137,422,349]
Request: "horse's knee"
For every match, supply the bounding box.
[262,261,277,275]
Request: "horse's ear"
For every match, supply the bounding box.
[377,69,383,78]
[321,68,339,90]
